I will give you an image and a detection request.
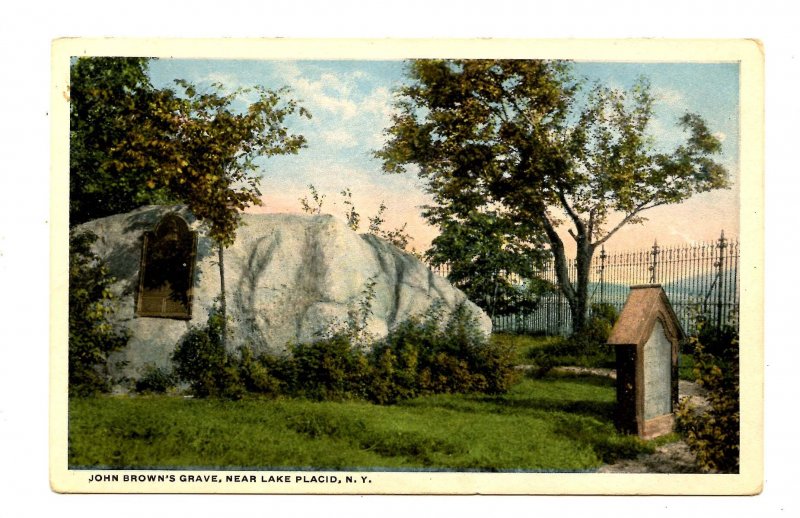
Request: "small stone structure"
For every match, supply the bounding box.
[607,284,684,439]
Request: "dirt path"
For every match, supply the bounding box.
[550,366,711,474]
[597,440,706,473]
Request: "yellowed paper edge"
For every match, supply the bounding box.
[50,37,764,495]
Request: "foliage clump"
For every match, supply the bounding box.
[369,303,518,403]
[170,304,245,399]
[249,302,516,404]
[581,303,619,344]
[285,335,373,401]
[165,293,514,404]
[526,303,618,376]
[134,365,176,395]
[676,317,739,473]
[68,230,129,395]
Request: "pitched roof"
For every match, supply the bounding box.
[607,284,684,346]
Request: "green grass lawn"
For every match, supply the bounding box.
[679,353,698,381]
[490,333,561,365]
[492,332,698,381]
[69,373,661,472]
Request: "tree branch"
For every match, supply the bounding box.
[594,198,669,247]
[557,187,587,242]
[540,211,576,303]
[481,95,511,125]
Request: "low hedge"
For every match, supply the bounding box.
[166,303,517,404]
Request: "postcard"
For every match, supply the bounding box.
[50,38,763,495]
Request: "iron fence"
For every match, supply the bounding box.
[432,231,739,336]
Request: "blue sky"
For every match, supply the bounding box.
[148,59,740,253]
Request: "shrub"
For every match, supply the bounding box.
[368,344,420,404]
[525,303,617,376]
[676,317,739,473]
[255,352,298,394]
[584,303,618,344]
[171,305,245,399]
[68,230,129,396]
[237,346,281,396]
[134,364,175,394]
[368,303,517,402]
[686,311,739,358]
[288,334,371,401]
[167,294,516,404]
[472,336,518,393]
[525,336,615,376]
[171,318,225,396]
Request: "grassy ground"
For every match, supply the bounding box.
[490,333,561,365]
[679,353,697,381]
[493,332,698,381]
[69,372,658,472]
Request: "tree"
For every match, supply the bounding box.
[68,230,129,395]
[377,60,728,334]
[69,57,172,225]
[425,208,552,319]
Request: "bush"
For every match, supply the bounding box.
[525,336,614,376]
[273,297,515,404]
[134,365,175,394]
[368,303,517,403]
[170,305,245,399]
[686,312,739,358]
[167,296,516,404]
[584,303,618,344]
[288,334,371,401]
[525,303,617,376]
[368,345,419,404]
[69,230,129,396]
[676,317,739,473]
[473,335,518,393]
[237,346,281,396]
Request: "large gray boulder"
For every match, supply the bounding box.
[76,205,491,379]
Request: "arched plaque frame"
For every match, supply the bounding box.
[135,213,197,319]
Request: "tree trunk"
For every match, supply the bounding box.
[541,216,594,336]
[542,219,579,334]
[218,244,227,348]
[571,236,594,336]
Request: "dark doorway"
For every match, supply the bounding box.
[136,213,197,319]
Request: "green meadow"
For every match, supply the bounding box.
[69,372,665,472]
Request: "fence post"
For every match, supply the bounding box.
[598,245,607,304]
[649,239,660,284]
[715,230,728,331]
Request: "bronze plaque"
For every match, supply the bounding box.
[136,213,197,319]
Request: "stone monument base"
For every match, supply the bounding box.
[643,413,675,440]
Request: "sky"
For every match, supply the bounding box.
[147,59,741,254]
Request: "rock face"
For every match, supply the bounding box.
[76,205,491,379]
